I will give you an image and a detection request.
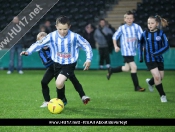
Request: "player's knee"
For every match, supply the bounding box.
[123,66,130,72]
[154,76,161,82]
[131,65,137,72]
[55,81,64,89]
[41,80,47,85]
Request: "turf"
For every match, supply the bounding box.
[0,70,175,131]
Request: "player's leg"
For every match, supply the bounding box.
[52,64,67,105]
[69,75,90,104]
[17,44,23,74]
[106,56,130,80]
[159,71,164,79]
[99,48,104,69]
[104,47,110,69]
[146,71,164,92]
[151,68,162,85]
[159,70,166,102]
[150,62,167,102]
[122,63,130,71]
[55,74,67,105]
[146,62,164,92]
[53,63,67,105]
[55,62,77,102]
[69,75,85,97]
[7,46,15,74]
[150,68,167,102]
[129,61,145,92]
[55,74,67,98]
[40,66,54,107]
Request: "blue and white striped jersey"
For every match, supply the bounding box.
[27,30,93,64]
[112,23,143,56]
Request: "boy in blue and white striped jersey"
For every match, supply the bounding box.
[106,11,145,92]
[37,32,92,106]
[37,32,64,107]
[21,16,93,104]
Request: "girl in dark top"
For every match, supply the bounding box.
[138,15,169,102]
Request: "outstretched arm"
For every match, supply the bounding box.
[20,51,29,56]
[112,27,122,52]
[20,35,51,56]
[77,34,93,70]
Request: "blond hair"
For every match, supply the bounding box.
[149,15,168,29]
[37,32,47,40]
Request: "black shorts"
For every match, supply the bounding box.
[123,56,134,63]
[146,62,164,71]
[54,62,77,78]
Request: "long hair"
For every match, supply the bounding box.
[149,15,168,29]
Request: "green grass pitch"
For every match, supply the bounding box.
[0,70,175,132]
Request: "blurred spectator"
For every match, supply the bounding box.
[106,20,121,48]
[106,20,116,33]
[82,23,96,49]
[44,20,54,33]
[7,16,24,74]
[94,18,113,69]
[39,24,47,32]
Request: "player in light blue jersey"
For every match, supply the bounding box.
[21,16,93,104]
[106,11,145,92]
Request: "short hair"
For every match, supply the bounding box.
[124,11,134,18]
[99,18,106,24]
[56,16,71,26]
[37,32,47,40]
[99,18,105,21]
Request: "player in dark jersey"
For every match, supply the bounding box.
[138,15,169,102]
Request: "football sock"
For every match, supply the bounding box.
[57,85,66,100]
[74,83,85,98]
[131,73,139,89]
[41,83,50,102]
[149,77,162,86]
[111,66,122,73]
[149,77,154,85]
[69,75,85,98]
[155,83,166,96]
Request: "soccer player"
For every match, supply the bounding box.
[37,32,92,106]
[21,16,93,104]
[138,15,169,102]
[36,32,67,107]
[106,11,145,92]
